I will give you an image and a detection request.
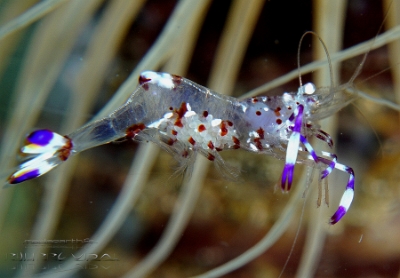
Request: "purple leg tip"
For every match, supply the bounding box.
[321,170,328,179]
[330,206,346,225]
[281,164,294,191]
[347,169,355,190]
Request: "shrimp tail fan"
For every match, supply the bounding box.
[5,129,73,187]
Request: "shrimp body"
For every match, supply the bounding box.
[6,71,354,224]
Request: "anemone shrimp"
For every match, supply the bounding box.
[1,1,400,277]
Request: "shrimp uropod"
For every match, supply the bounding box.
[6,70,354,225]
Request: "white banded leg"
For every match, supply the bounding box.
[281,105,305,191]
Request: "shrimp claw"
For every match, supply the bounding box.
[6,130,72,186]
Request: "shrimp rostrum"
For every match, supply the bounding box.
[6,71,355,224]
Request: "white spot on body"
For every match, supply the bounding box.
[164,112,173,119]
[141,71,175,89]
[283,93,293,102]
[148,118,165,128]
[248,143,258,152]
[162,108,238,151]
[211,119,221,126]
[185,111,196,117]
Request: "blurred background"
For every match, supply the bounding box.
[0,0,400,277]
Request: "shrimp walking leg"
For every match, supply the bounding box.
[327,162,355,224]
[281,105,304,191]
[286,132,354,224]
[281,105,319,191]
[319,151,337,179]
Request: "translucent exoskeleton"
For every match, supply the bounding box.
[6,70,355,224]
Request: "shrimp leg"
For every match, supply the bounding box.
[297,151,354,224]
[282,126,354,224]
[281,105,319,191]
[281,105,303,191]
[327,161,355,224]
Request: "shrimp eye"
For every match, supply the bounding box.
[303,82,316,95]
[298,82,316,96]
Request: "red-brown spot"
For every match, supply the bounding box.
[220,123,228,136]
[175,102,188,118]
[126,123,146,138]
[288,106,292,110]
[256,128,265,139]
[254,138,263,150]
[188,137,196,145]
[182,150,189,158]
[171,74,183,86]
[274,107,281,117]
[175,119,183,127]
[169,107,173,110]
[172,130,178,135]
[216,147,223,152]
[208,141,214,150]
[138,75,151,90]
[276,119,282,125]
[141,83,149,90]
[58,148,71,161]
[203,111,209,117]
[232,136,240,149]
[198,124,206,132]
[174,102,188,127]
[207,153,215,161]
[138,75,151,85]
[58,136,73,161]
[167,138,176,145]
[256,111,262,116]
[251,97,258,103]
[220,121,232,136]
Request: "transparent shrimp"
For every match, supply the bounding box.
[6,70,354,225]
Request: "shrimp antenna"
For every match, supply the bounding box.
[297,31,334,92]
[347,0,393,86]
[351,102,384,157]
